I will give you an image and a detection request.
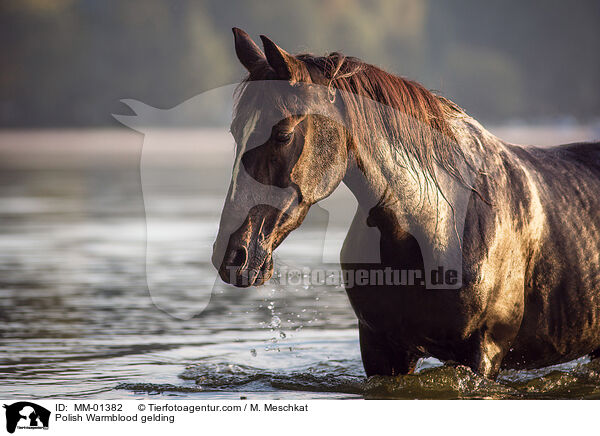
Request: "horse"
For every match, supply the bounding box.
[212,28,600,379]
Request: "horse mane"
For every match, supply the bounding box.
[235,51,474,193]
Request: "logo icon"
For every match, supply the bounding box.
[3,402,50,434]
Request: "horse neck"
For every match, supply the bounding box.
[341,114,499,281]
[343,137,457,242]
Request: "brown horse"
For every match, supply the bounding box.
[212,28,600,378]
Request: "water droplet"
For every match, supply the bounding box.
[269,315,281,328]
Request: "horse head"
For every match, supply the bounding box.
[212,29,349,287]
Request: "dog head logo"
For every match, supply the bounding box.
[3,402,50,434]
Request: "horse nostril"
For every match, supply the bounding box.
[230,247,248,270]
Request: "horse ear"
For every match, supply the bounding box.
[259,35,301,81]
[232,27,265,72]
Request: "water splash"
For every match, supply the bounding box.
[118,358,600,399]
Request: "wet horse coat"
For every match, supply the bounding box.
[213,28,600,378]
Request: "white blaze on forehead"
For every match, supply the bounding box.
[230,110,261,200]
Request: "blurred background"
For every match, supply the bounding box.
[1,0,600,127]
[1,1,600,400]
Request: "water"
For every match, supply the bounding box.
[2,130,600,400]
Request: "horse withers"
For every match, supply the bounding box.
[212,28,600,378]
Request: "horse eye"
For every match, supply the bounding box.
[275,131,293,143]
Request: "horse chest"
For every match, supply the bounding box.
[341,212,475,347]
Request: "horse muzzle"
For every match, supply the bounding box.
[213,241,274,287]
[212,207,278,287]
